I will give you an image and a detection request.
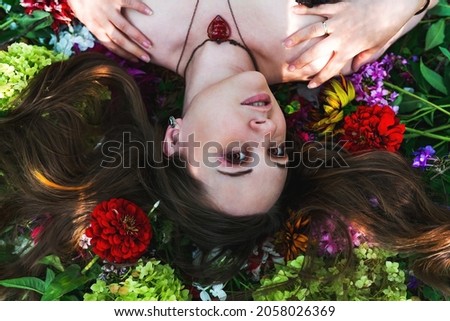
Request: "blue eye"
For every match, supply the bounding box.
[270,145,286,157]
[225,151,247,164]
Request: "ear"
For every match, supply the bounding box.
[163,118,183,157]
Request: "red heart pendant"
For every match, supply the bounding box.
[207,15,231,41]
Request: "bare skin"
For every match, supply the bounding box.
[70,0,437,86]
[124,0,337,84]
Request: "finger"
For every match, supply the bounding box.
[293,60,327,81]
[292,2,346,16]
[287,38,333,71]
[121,0,152,15]
[103,40,139,63]
[307,54,345,88]
[352,48,383,72]
[109,28,151,62]
[284,21,330,48]
[111,13,153,49]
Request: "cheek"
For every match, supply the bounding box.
[274,111,287,135]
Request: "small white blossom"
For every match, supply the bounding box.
[193,282,227,301]
[50,25,95,57]
[210,284,227,301]
[79,234,91,249]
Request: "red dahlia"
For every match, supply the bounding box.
[20,0,74,31]
[341,105,405,153]
[85,198,152,264]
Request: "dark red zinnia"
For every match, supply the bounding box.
[85,198,152,264]
[341,105,405,153]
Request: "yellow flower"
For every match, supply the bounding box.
[311,75,356,134]
[276,209,310,261]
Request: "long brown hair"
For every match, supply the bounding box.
[0,53,449,300]
[286,144,450,295]
[0,53,281,299]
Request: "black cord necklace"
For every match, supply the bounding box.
[175,0,259,77]
[182,39,259,79]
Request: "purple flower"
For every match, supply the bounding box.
[348,226,365,247]
[369,196,380,208]
[407,272,421,291]
[320,231,340,256]
[412,145,436,169]
[350,53,407,112]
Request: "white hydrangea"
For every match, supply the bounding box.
[50,25,95,57]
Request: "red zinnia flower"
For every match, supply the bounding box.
[341,105,405,152]
[85,198,152,264]
[20,0,75,31]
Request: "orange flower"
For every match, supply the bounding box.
[276,210,310,261]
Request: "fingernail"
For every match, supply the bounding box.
[142,41,151,48]
[283,39,294,48]
[288,65,296,72]
[307,81,318,89]
[145,8,153,15]
[141,55,151,63]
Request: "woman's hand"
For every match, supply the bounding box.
[285,0,434,88]
[67,0,153,62]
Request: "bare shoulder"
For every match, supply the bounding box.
[124,0,197,70]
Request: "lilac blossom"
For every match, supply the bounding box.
[350,53,407,113]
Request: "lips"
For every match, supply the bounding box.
[240,93,272,108]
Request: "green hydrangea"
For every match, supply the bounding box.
[0,42,65,114]
[254,244,407,301]
[83,259,191,301]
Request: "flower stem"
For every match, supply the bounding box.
[401,110,434,123]
[385,82,450,117]
[404,124,450,138]
[0,19,14,30]
[81,255,100,275]
[405,127,450,142]
[433,141,447,150]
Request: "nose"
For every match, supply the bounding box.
[249,119,277,135]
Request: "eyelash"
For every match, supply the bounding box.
[225,150,248,164]
[270,145,286,158]
[224,145,286,165]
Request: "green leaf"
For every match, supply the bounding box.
[38,255,65,272]
[41,264,96,301]
[397,95,426,114]
[44,268,56,290]
[422,286,444,301]
[0,10,52,45]
[423,113,435,127]
[0,277,45,294]
[0,244,18,263]
[428,3,450,17]
[439,47,450,61]
[425,19,445,51]
[420,59,448,95]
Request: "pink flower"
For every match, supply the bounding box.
[31,225,44,245]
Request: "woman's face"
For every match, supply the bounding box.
[173,71,288,216]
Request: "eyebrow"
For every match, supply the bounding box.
[217,169,253,177]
